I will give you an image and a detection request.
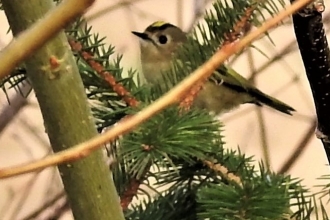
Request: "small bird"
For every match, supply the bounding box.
[132,21,294,115]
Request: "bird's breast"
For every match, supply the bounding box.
[141,60,172,84]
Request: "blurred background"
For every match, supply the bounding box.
[0,0,329,219]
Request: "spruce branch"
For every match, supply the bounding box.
[179,1,273,111]
[0,0,314,180]
[222,6,255,45]
[178,6,259,187]
[291,0,330,161]
[126,186,198,220]
[179,6,256,111]
[203,160,242,186]
[66,21,142,130]
[69,38,139,107]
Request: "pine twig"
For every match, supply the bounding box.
[223,6,255,45]
[69,39,139,107]
[0,0,314,179]
[246,48,272,169]
[21,191,66,220]
[204,160,242,186]
[278,119,317,173]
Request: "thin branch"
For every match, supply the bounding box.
[40,200,69,220]
[21,191,67,220]
[0,0,314,179]
[256,109,271,167]
[186,0,212,32]
[69,39,139,107]
[7,172,41,220]
[84,0,147,22]
[278,119,317,174]
[204,160,242,187]
[0,0,95,80]
[246,48,271,169]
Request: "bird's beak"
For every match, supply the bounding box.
[131,31,150,40]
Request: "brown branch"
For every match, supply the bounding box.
[120,177,143,210]
[0,0,95,81]
[21,192,66,220]
[0,0,314,179]
[204,160,242,187]
[69,39,138,107]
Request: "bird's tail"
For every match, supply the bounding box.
[249,88,295,115]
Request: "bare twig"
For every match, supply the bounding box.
[85,0,146,22]
[21,191,67,220]
[246,48,271,168]
[278,119,317,174]
[0,0,314,179]
[0,0,95,80]
[7,173,41,220]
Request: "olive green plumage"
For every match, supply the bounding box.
[132,21,294,115]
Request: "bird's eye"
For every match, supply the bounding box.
[158,35,168,44]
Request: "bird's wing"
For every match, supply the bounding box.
[211,65,295,115]
[211,65,250,91]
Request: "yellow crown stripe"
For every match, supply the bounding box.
[150,21,168,28]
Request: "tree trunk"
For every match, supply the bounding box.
[2,1,125,219]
